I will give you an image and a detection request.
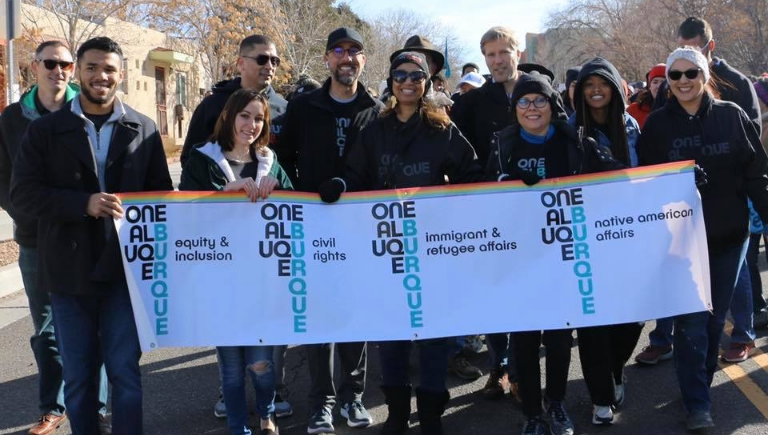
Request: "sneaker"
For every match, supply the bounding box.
[634,345,673,365]
[214,395,227,419]
[481,368,509,399]
[591,405,614,425]
[613,383,625,409]
[340,400,373,428]
[686,411,714,430]
[448,355,483,380]
[721,342,755,363]
[521,416,549,435]
[547,401,574,435]
[465,335,484,353]
[275,394,293,418]
[307,406,334,434]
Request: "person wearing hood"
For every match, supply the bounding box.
[638,47,768,431]
[181,35,288,166]
[0,40,110,435]
[180,89,290,435]
[627,64,666,129]
[568,57,643,427]
[317,51,484,435]
[560,67,581,117]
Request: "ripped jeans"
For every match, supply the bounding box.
[217,346,276,435]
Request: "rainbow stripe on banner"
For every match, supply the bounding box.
[119,161,695,206]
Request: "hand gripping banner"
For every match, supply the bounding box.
[116,161,710,351]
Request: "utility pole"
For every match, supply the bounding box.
[2,0,21,106]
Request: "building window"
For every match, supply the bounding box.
[136,80,140,91]
[119,58,128,94]
[135,59,140,69]
[175,72,187,107]
[144,82,147,91]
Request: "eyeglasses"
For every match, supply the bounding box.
[36,59,74,71]
[242,54,280,67]
[391,70,428,84]
[516,96,549,109]
[328,47,363,58]
[668,68,701,81]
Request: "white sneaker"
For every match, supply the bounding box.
[592,405,614,425]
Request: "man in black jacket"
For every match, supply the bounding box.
[276,27,382,434]
[0,40,110,435]
[180,34,287,165]
[10,37,172,435]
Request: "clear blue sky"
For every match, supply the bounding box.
[342,0,569,74]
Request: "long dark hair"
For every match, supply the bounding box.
[211,89,271,156]
[575,76,630,166]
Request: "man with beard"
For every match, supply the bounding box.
[180,34,287,165]
[10,37,172,435]
[0,40,111,435]
[276,27,382,434]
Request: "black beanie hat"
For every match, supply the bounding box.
[565,67,581,90]
[511,71,568,120]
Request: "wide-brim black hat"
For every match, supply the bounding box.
[390,35,445,73]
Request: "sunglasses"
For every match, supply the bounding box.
[668,68,701,81]
[391,70,428,84]
[328,47,363,58]
[516,96,549,109]
[242,54,280,67]
[37,59,74,71]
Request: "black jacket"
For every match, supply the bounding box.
[344,111,484,190]
[10,100,173,295]
[637,93,768,253]
[487,120,609,181]
[276,78,383,192]
[181,78,287,165]
[450,80,515,165]
[711,57,762,135]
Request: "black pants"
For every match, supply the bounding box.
[747,233,767,314]
[577,323,643,406]
[514,329,573,417]
[306,342,367,409]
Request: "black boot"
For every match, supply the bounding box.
[380,385,412,435]
[416,388,450,435]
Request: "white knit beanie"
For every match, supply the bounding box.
[666,47,710,83]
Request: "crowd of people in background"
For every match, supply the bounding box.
[1,12,768,435]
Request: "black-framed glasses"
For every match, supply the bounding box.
[516,96,549,109]
[242,54,280,67]
[391,70,428,84]
[36,59,74,71]
[328,47,363,58]
[668,68,701,81]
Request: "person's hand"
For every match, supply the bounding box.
[583,136,625,170]
[318,178,345,203]
[693,164,708,187]
[256,176,278,201]
[87,193,124,219]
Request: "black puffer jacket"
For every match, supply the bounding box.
[450,80,515,165]
[638,92,768,252]
[344,111,484,190]
[181,78,287,165]
[276,78,383,192]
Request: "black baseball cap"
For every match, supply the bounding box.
[326,27,364,51]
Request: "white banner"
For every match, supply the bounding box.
[116,161,710,351]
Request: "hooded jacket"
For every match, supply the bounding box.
[181,77,287,165]
[711,57,761,135]
[276,78,383,192]
[450,80,516,165]
[569,58,640,167]
[638,92,768,252]
[0,83,79,246]
[344,110,484,190]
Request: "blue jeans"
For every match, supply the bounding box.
[648,317,674,347]
[50,283,142,435]
[674,241,746,414]
[217,346,275,435]
[379,339,450,393]
[729,260,756,343]
[19,246,109,417]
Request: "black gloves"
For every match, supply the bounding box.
[582,136,625,171]
[514,168,541,186]
[693,164,708,187]
[318,178,346,203]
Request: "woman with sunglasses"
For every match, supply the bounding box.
[180,89,293,435]
[317,51,483,435]
[568,57,643,427]
[487,71,620,435]
[637,47,768,430]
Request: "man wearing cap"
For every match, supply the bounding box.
[451,72,485,104]
[276,27,382,434]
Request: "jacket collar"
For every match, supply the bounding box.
[311,78,377,111]
[19,83,79,121]
[668,92,714,118]
[196,142,274,184]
